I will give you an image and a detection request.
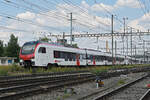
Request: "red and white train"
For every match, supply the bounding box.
[19,41,141,67]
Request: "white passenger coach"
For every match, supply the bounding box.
[19,41,140,67]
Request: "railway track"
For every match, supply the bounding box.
[93,73,150,100]
[0,71,94,100]
[0,70,90,81]
[0,67,150,100]
[0,71,92,88]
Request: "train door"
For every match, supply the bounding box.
[76,54,80,66]
[36,47,48,66]
[93,56,96,65]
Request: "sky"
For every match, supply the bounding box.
[0,0,150,55]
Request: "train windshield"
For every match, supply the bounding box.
[21,42,37,55]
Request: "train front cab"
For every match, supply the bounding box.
[20,41,38,67]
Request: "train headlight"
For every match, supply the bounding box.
[31,58,35,62]
[20,59,23,62]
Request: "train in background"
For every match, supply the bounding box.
[19,41,142,67]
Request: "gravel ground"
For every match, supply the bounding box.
[20,72,146,100]
[106,76,150,100]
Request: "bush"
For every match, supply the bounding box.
[10,64,25,72]
[118,79,125,85]
[0,66,9,76]
[0,69,8,76]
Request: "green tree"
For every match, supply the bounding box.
[39,37,51,42]
[0,40,4,56]
[6,34,20,61]
[72,43,79,48]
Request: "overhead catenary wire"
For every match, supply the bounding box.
[0,25,33,32]
[0,12,67,31]
[19,0,107,30]
[2,0,111,32]
[21,0,108,31]
[0,0,94,35]
[2,0,70,26]
[94,0,140,32]
[61,0,111,27]
[140,0,149,13]
[138,0,147,15]
[50,0,111,31]
[22,0,111,31]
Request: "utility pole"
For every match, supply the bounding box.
[126,27,128,57]
[70,12,73,45]
[68,13,75,45]
[126,26,129,64]
[123,18,125,57]
[63,32,65,40]
[115,40,117,62]
[123,17,128,59]
[111,15,114,65]
[135,45,136,62]
[143,40,145,63]
[130,27,133,64]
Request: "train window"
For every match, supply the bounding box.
[64,52,68,61]
[77,54,80,59]
[90,55,93,61]
[68,53,72,61]
[54,51,77,61]
[72,53,76,61]
[38,47,46,53]
[87,55,90,59]
[1,59,6,64]
[101,56,105,61]
[60,52,64,58]
[54,51,60,58]
[95,56,99,61]
[106,56,112,62]
[95,56,97,61]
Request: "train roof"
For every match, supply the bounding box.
[23,41,126,57]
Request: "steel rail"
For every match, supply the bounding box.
[0,70,89,81]
[94,74,148,100]
[139,89,150,100]
[0,73,92,88]
[0,75,95,100]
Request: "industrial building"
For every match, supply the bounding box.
[0,57,16,66]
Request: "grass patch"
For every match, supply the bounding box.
[0,69,9,76]
[57,94,71,100]
[118,79,126,85]
[0,64,150,76]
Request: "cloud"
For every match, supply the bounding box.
[139,13,150,23]
[81,0,90,9]
[0,16,2,21]
[91,0,141,13]
[128,13,150,31]
[16,11,36,20]
[91,3,115,12]
[115,0,141,8]
[55,2,111,31]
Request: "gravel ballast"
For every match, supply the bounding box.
[20,72,146,100]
